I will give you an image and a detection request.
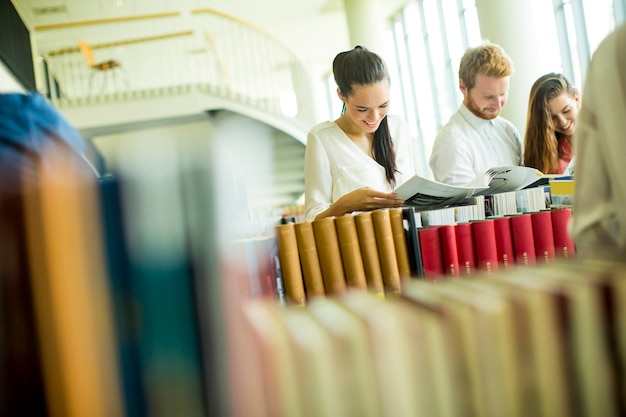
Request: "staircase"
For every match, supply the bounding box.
[35,8,315,210]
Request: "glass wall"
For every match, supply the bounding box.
[553,0,626,88]
[385,0,482,176]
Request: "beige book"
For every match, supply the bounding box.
[281,306,346,417]
[467,277,553,417]
[403,280,487,417]
[388,296,446,417]
[335,214,368,291]
[354,211,385,298]
[486,266,575,417]
[446,278,527,417]
[517,259,622,417]
[242,300,303,417]
[307,297,381,417]
[399,281,468,417]
[312,217,347,296]
[371,209,401,296]
[340,290,420,417]
[389,207,412,280]
[276,223,306,305]
[294,222,326,298]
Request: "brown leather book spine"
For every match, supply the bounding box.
[335,214,368,290]
[275,223,306,305]
[371,209,402,295]
[294,222,326,298]
[312,217,347,296]
[354,212,385,298]
[389,207,412,280]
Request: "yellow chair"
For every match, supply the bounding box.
[77,39,126,94]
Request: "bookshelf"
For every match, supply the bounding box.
[5,130,622,417]
[271,196,575,304]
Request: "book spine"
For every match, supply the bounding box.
[531,211,556,263]
[355,211,385,297]
[418,227,444,281]
[294,222,326,298]
[372,209,402,295]
[471,220,499,273]
[335,214,368,291]
[454,222,475,276]
[254,237,279,299]
[550,208,576,258]
[276,223,307,305]
[402,207,425,278]
[509,214,536,266]
[493,216,514,270]
[266,236,287,305]
[243,239,262,297]
[438,224,460,277]
[312,217,348,296]
[389,207,413,280]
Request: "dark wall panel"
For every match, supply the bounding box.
[0,0,35,90]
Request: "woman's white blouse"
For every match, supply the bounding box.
[304,115,415,222]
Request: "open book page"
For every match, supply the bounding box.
[474,166,545,195]
[521,173,573,190]
[394,175,488,210]
[395,166,545,210]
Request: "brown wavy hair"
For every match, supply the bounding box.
[523,73,577,174]
[333,46,397,186]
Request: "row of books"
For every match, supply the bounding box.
[272,204,576,305]
[239,256,626,417]
[1,124,582,416]
[418,208,576,278]
[1,135,236,416]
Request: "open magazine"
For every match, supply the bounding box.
[394,166,545,210]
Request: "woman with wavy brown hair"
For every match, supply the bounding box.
[523,73,580,174]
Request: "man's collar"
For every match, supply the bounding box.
[459,103,495,130]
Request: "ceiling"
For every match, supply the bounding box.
[11,0,409,81]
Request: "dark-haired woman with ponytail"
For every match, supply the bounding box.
[304,46,415,222]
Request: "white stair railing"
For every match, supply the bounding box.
[38,9,317,142]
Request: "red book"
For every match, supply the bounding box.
[454,222,475,277]
[550,208,576,258]
[492,216,514,270]
[418,227,444,281]
[509,213,536,266]
[531,211,556,263]
[471,219,499,273]
[438,224,460,277]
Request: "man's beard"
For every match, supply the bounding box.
[465,96,500,120]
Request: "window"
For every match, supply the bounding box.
[554,0,626,88]
[386,0,481,176]
[323,0,625,177]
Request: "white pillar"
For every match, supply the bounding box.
[475,0,560,139]
[342,0,386,55]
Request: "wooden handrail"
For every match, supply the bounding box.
[34,11,180,31]
[203,30,231,89]
[45,30,194,57]
[192,8,294,52]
